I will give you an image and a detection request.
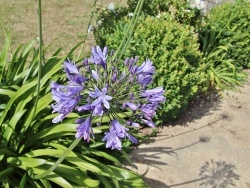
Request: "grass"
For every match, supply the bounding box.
[0,0,127,56]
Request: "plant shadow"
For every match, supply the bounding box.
[141,159,240,188]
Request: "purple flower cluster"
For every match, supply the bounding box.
[51,46,165,150]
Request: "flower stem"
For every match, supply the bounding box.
[76,0,98,61]
[32,0,43,122]
[113,0,144,61]
[31,138,81,179]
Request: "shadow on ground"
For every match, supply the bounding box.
[142,159,240,188]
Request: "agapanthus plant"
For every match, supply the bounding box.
[51,46,165,150]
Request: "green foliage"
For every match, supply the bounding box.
[94,5,129,47]
[127,0,202,26]
[94,0,202,48]
[204,0,250,68]
[101,16,205,123]
[0,34,147,187]
[199,28,246,90]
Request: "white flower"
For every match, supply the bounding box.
[156,14,161,18]
[88,25,93,33]
[97,20,103,26]
[107,3,115,12]
[128,12,134,17]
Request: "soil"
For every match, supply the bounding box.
[125,71,250,188]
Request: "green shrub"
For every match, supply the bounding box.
[199,27,246,90]
[203,0,250,68]
[127,0,202,26]
[94,0,202,48]
[102,16,205,123]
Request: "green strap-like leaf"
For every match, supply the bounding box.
[7,157,46,169]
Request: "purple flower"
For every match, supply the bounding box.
[140,104,157,120]
[148,93,166,103]
[77,104,92,112]
[142,119,155,127]
[125,102,138,111]
[127,121,140,127]
[64,61,88,85]
[141,87,164,97]
[137,74,152,85]
[102,128,122,150]
[76,117,93,141]
[126,134,138,144]
[89,46,108,69]
[136,59,155,75]
[103,119,131,150]
[51,82,82,123]
[89,87,112,109]
[103,119,138,150]
[51,46,166,150]
[111,119,128,138]
[92,103,104,116]
[91,70,99,81]
[112,73,117,82]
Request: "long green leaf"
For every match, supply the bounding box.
[0,80,37,126]
[0,26,10,82]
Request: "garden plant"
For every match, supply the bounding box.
[0,0,165,187]
[1,0,249,187]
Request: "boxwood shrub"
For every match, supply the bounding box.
[99,16,205,123]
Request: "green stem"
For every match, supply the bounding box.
[76,0,98,61]
[32,0,43,122]
[112,0,144,61]
[31,138,81,179]
[118,0,144,61]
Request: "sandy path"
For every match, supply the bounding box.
[125,75,250,188]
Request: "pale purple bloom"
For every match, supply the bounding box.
[112,73,117,82]
[64,61,88,85]
[102,128,122,150]
[142,119,155,127]
[76,117,93,141]
[148,93,166,103]
[51,82,82,123]
[51,46,165,150]
[141,87,164,97]
[140,104,157,120]
[92,103,104,116]
[77,104,92,112]
[91,70,99,81]
[111,119,128,138]
[127,121,140,127]
[51,95,82,123]
[136,59,155,75]
[89,87,112,109]
[103,119,137,150]
[89,46,108,69]
[137,74,152,85]
[125,102,138,110]
[126,134,138,144]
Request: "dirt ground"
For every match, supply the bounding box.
[125,72,250,188]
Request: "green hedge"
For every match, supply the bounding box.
[203,0,250,68]
[99,16,205,123]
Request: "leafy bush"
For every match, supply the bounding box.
[100,16,205,123]
[94,0,202,48]
[0,34,147,187]
[199,27,246,90]
[203,0,250,68]
[127,0,202,26]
